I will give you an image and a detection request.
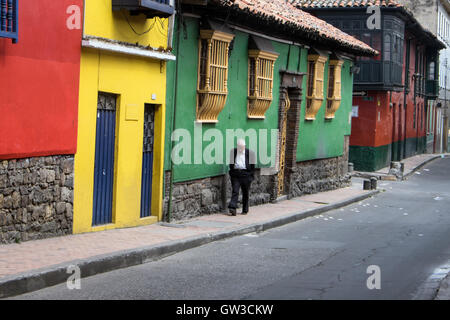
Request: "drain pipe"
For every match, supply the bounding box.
[166,1,182,223]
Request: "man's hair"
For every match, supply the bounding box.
[237,139,246,147]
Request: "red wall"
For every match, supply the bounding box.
[350,35,428,149]
[351,93,378,147]
[351,90,427,149]
[0,0,83,159]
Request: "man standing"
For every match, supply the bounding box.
[228,139,256,215]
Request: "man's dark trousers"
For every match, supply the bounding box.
[228,171,252,213]
[228,147,255,214]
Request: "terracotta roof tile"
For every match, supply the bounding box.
[212,0,378,55]
[291,0,403,9]
[292,0,446,49]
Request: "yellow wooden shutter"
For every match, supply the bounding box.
[247,50,279,119]
[196,30,234,122]
[305,54,328,120]
[325,59,343,119]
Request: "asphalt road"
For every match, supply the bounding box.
[11,157,450,300]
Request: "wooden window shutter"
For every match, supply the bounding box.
[247,50,279,119]
[325,59,343,119]
[196,29,234,122]
[305,54,328,120]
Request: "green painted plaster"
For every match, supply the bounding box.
[165,17,355,183]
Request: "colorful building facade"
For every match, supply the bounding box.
[0,0,83,243]
[163,0,377,221]
[73,0,175,233]
[398,0,450,153]
[296,0,445,171]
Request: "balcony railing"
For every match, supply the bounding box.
[112,0,174,18]
[0,0,18,43]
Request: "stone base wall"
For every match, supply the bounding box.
[287,157,351,198]
[0,155,74,244]
[287,136,351,198]
[163,170,274,221]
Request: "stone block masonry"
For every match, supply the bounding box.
[163,170,273,221]
[0,156,74,244]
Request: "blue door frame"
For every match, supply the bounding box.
[140,104,155,218]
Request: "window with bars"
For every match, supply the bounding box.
[247,50,278,119]
[327,66,335,100]
[0,0,18,43]
[305,54,327,120]
[196,29,234,122]
[325,59,343,119]
[306,61,315,110]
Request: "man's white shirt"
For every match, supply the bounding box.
[235,150,246,169]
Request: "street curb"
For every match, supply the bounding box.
[435,273,450,300]
[402,155,443,180]
[0,189,380,299]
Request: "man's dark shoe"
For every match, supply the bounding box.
[229,208,237,216]
[242,211,248,215]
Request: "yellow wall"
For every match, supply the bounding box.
[74,0,168,233]
[84,0,169,49]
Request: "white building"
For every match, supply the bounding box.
[399,0,449,152]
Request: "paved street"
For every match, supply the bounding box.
[10,157,450,300]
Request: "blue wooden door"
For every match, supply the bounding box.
[140,105,155,218]
[92,93,117,226]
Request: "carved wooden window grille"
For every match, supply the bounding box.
[305,54,327,120]
[325,59,343,119]
[247,50,279,119]
[306,61,315,110]
[196,30,234,122]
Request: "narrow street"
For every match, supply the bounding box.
[11,157,450,300]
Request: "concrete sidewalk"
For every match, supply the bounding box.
[0,180,379,298]
[354,153,449,181]
[436,275,450,300]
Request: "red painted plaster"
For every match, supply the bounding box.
[350,34,428,149]
[0,0,83,160]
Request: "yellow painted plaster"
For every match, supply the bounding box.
[84,0,169,49]
[74,0,169,233]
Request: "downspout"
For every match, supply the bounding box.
[297,45,302,73]
[433,104,438,153]
[286,43,291,71]
[166,1,182,223]
[414,46,419,153]
[403,39,411,160]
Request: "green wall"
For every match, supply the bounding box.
[296,59,353,161]
[349,145,390,172]
[165,16,354,183]
[350,136,428,172]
